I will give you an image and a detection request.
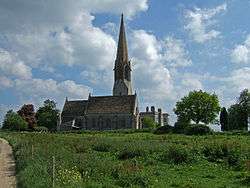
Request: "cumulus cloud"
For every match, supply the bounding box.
[14,78,91,106]
[0,48,32,79]
[130,30,173,104]
[184,3,227,43]
[231,35,250,64]
[0,76,13,89]
[226,67,250,91]
[162,37,192,67]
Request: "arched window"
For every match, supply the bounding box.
[98,116,104,130]
[114,116,118,129]
[124,65,130,81]
[106,118,111,130]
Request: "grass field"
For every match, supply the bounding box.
[0,130,250,188]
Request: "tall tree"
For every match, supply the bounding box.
[220,107,228,131]
[17,104,37,129]
[228,104,247,131]
[36,99,59,131]
[2,110,28,131]
[174,90,220,124]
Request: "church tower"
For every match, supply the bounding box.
[113,14,133,96]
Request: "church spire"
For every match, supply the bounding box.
[116,14,128,63]
[113,14,133,96]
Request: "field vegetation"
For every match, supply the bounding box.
[0,130,250,188]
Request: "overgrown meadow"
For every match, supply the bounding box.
[0,130,250,188]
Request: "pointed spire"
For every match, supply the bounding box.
[116,13,128,63]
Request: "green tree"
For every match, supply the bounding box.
[142,117,158,129]
[220,107,228,131]
[228,104,247,131]
[174,90,221,124]
[2,110,28,131]
[36,99,59,131]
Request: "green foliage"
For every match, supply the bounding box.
[174,90,221,124]
[36,99,59,131]
[220,107,229,131]
[161,145,194,165]
[142,117,158,129]
[2,110,28,131]
[185,124,212,135]
[0,131,250,187]
[154,125,174,134]
[228,104,248,131]
[92,143,111,152]
[202,143,242,169]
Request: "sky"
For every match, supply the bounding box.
[0,0,250,126]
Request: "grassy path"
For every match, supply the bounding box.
[0,138,16,188]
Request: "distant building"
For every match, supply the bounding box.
[140,106,169,128]
[58,14,139,131]
[58,15,169,131]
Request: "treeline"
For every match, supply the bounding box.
[1,99,59,132]
[220,89,249,131]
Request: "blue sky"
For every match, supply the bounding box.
[0,0,250,125]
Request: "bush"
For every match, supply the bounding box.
[160,145,193,164]
[185,124,212,135]
[173,121,190,134]
[202,143,242,168]
[2,111,28,131]
[154,125,174,134]
[142,117,158,129]
[92,143,111,152]
[118,147,144,160]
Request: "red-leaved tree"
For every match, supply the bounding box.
[17,104,37,129]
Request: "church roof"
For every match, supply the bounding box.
[87,95,136,114]
[61,95,137,117]
[62,100,88,116]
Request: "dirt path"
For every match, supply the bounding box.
[0,138,16,188]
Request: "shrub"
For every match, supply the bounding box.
[154,125,174,134]
[173,121,190,134]
[142,117,158,129]
[161,145,193,164]
[118,147,144,160]
[185,124,212,135]
[202,143,242,168]
[92,143,111,152]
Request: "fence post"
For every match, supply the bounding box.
[52,156,55,188]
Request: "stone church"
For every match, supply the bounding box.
[58,15,140,131]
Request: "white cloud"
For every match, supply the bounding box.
[0,48,32,79]
[231,35,250,64]
[0,76,13,89]
[184,3,227,43]
[130,30,173,104]
[162,37,192,67]
[226,67,250,91]
[14,78,91,107]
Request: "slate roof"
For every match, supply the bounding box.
[62,100,88,116]
[87,95,136,114]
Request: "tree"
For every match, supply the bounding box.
[2,110,28,131]
[227,89,249,131]
[228,104,247,131]
[174,90,221,124]
[36,99,59,131]
[142,117,158,129]
[17,104,37,130]
[220,107,228,131]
